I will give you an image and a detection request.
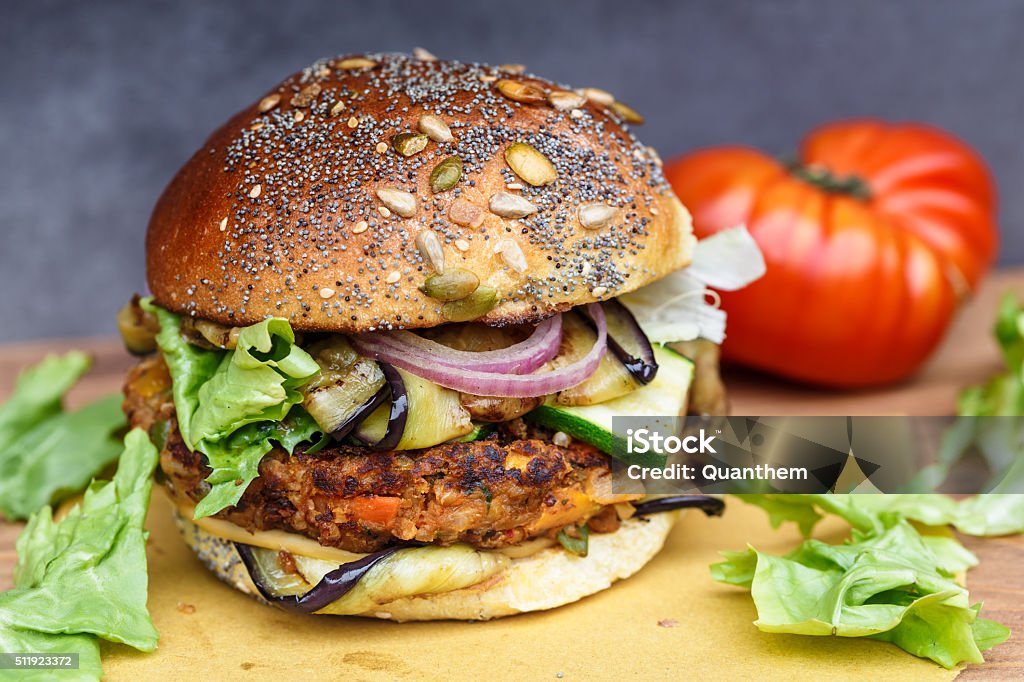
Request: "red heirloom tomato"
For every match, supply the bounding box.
[666,119,998,387]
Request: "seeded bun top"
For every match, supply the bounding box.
[146,52,694,332]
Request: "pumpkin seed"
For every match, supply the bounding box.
[335,57,377,70]
[580,87,614,106]
[418,114,453,142]
[429,156,463,193]
[415,229,445,273]
[495,79,546,105]
[505,142,557,186]
[548,90,586,111]
[449,198,485,228]
[375,188,417,217]
[489,192,538,218]
[422,268,479,301]
[443,285,497,321]
[391,132,429,157]
[610,100,644,124]
[578,203,617,229]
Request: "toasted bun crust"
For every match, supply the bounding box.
[179,511,679,621]
[147,52,694,333]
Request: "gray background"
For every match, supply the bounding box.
[1,0,1021,342]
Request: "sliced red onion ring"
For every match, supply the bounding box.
[353,303,608,398]
[355,314,562,375]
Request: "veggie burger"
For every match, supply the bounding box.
[119,52,760,620]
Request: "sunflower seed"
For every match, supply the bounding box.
[578,203,617,229]
[391,132,429,156]
[454,238,470,252]
[334,57,378,70]
[494,238,527,274]
[415,229,445,273]
[413,47,438,61]
[429,156,463,193]
[291,83,321,107]
[422,268,479,301]
[499,63,526,73]
[376,188,417,217]
[580,87,614,106]
[352,220,369,234]
[548,90,586,111]
[496,79,546,105]
[449,198,485,228]
[417,114,453,142]
[505,142,557,186]
[378,206,392,218]
[257,93,281,113]
[443,285,497,321]
[489,192,538,218]
[479,74,497,83]
[610,100,645,124]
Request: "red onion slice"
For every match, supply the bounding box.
[355,314,562,375]
[353,303,607,398]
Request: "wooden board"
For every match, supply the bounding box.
[1,270,1022,678]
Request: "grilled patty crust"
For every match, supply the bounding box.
[125,356,637,553]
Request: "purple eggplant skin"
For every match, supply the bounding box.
[234,543,412,614]
[632,495,725,517]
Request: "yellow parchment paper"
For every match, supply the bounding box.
[102,492,958,681]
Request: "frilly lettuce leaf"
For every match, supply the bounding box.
[142,301,320,518]
[711,515,1009,669]
[738,493,1024,537]
[0,429,159,681]
[0,353,125,520]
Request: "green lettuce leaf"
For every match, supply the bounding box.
[711,516,1009,669]
[738,493,1024,537]
[0,353,126,520]
[0,429,160,681]
[143,302,321,518]
[189,318,319,446]
[193,407,322,518]
[140,300,222,450]
[959,293,1024,417]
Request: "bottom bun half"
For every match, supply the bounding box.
[176,510,680,622]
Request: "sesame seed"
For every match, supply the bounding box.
[506,182,523,190]
[249,184,262,198]
[378,206,392,218]
[352,220,369,234]
[347,116,359,128]
[375,141,389,154]
[319,287,336,299]
[386,270,401,284]
[455,238,470,252]
[218,217,228,231]
[591,286,608,298]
